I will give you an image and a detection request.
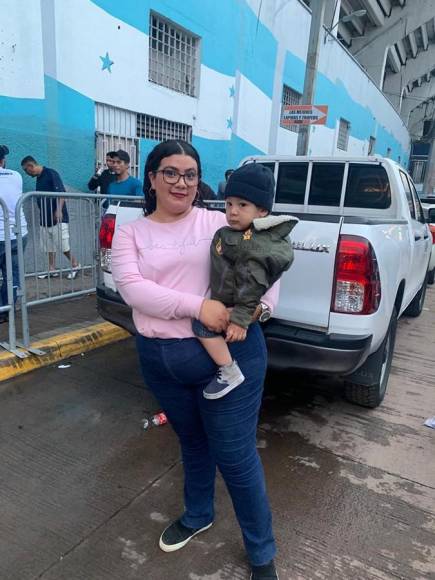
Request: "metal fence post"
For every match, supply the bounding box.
[14,195,30,347]
[0,198,28,357]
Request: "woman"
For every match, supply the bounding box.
[111,140,279,580]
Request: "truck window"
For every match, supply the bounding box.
[275,163,308,204]
[399,171,416,219]
[408,175,425,223]
[308,163,344,206]
[344,164,391,209]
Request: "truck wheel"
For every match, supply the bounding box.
[404,274,428,317]
[344,308,398,408]
[428,269,434,285]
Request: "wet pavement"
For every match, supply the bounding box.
[0,290,434,579]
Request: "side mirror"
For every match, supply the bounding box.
[427,207,435,224]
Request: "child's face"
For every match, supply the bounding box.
[225,196,268,231]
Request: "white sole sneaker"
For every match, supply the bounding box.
[159,521,213,553]
[203,375,245,399]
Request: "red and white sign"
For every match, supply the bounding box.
[281,105,328,126]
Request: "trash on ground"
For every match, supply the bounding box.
[142,411,168,430]
[58,364,71,369]
[424,417,435,429]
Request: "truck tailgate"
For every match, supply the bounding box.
[274,218,342,330]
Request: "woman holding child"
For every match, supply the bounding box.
[111,139,295,580]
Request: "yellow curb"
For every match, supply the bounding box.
[0,322,130,382]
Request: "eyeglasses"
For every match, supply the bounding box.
[155,167,199,186]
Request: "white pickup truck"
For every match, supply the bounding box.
[97,156,432,408]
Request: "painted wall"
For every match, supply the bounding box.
[0,0,410,193]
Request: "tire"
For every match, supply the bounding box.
[404,274,428,317]
[428,268,434,285]
[344,308,398,408]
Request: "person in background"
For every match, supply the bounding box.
[0,145,28,322]
[20,156,80,280]
[217,168,234,198]
[88,151,116,195]
[107,150,142,197]
[198,180,217,202]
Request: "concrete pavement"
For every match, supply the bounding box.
[0,289,434,579]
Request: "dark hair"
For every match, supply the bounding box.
[106,151,117,158]
[114,149,130,164]
[21,155,37,166]
[0,145,9,161]
[143,140,202,215]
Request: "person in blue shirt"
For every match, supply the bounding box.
[107,150,142,197]
[21,156,80,279]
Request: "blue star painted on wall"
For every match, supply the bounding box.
[100,52,114,73]
[227,117,233,129]
[229,85,235,98]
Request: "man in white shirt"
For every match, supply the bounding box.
[0,145,28,322]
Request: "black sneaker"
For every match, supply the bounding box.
[159,519,213,552]
[203,360,245,400]
[250,560,279,580]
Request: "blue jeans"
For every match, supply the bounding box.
[0,236,27,308]
[135,322,276,566]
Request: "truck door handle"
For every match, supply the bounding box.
[414,234,421,241]
[424,234,429,240]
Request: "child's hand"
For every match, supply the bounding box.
[225,322,247,343]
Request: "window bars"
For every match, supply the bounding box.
[136,114,192,142]
[281,85,302,133]
[337,118,350,151]
[149,12,200,97]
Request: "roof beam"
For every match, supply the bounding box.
[361,0,384,27]
[377,0,392,17]
[338,22,352,46]
[341,0,365,35]
[420,23,428,50]
[388,45,401,73]
[408,30,418,58]
[396,39,407,65]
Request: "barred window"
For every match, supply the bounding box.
[149,12,200,97]
[280,85,301,133]
[337,118,350,151]
[136,113,192,142]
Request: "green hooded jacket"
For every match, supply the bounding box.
[210,214,298,328]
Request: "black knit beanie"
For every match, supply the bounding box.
[224,163,275,212]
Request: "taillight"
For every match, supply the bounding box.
[332,235,381,314]
[429,224,435,244]
[99,213,116,273]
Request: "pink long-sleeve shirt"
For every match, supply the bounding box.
[111,207,279,339]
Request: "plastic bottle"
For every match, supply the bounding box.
[142,411,168,430]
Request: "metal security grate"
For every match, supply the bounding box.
[149,12,200,97]
[281,85,301,133]
[337,118,350,151]
[136,114,192,142]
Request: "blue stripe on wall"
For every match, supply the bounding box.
[0,76,95,191]
[90,0,277,98]
[193,134,263,192]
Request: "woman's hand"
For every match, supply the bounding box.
[225,322,247,343]
[199,299,230,333]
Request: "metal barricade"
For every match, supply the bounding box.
[0,197,26,357]
[14,191,142,349]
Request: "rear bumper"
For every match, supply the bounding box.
[97,286,372,376]
[263,319,372,375]
[96,286,135,335]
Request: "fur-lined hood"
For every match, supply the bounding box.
[253,214,299,237]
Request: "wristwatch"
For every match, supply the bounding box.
[258,302,271,323]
